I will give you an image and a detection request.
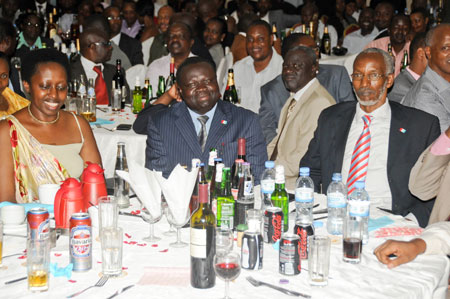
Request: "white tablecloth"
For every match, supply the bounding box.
[92,106,147,178]
[1,194,448,299]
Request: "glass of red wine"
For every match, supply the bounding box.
[214,252,241,299]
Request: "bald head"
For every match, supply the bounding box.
[157,5,174,33]
[80,28,112,63]
[281,33,316,58]
[425,24,450,82]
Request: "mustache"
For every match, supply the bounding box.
[356,87,376,96]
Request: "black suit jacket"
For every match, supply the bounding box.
[9,67,25,97]
[145,100,268,183]
[70,56,130,104]
[118,33,144,66]
[300,101,441,227]
[15,37,54,61]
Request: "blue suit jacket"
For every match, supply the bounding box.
[145,100,268,183]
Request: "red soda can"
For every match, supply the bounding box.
[27,208,49,240]
[70,213,92,272]
[263,207,283,243]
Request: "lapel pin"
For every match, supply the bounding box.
[221,120,228,125]
[399,128,406,134]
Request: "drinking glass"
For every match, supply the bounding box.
[81,97,94,122]
[343,218,363,264]
[0,221,3,268]
[111,87,121,113]
[216,227,234,255]
[27,238,50,292]
[98,196,118,232]
[166,208,190,248]
[162,201,176,236]
[214,252,241,299]
[141,205,162,242]
[101,227,123,277]
[308,235,331,286]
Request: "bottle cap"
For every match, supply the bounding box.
[265,161,275,169]
[354,181,365,189]
[199,163,205,167]
[214,158,222,162]
[332,173,342,181]
[299,167,310,176]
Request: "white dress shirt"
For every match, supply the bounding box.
[343,27,379,54]
[293,78,317,102]
[80,55,103,83]
[111,33,121,46]
[341,100,392,209]
[229,48,283,113]
[142,36,154,66]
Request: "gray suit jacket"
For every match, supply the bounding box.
[401,66,450,133]
[259,64,355,143]
[268,10,301,38]
[388,68,416,103]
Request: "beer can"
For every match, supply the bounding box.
[263,207,283,243]
[241,232,263,270]
[279,233,301,275]
[293,223,315,259]
[70,213,92,272]
[27,208,49,240]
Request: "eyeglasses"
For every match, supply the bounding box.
[107,16,121,21]
[26,22,41,28]
[89,41,112,48]
[351,73,385,81]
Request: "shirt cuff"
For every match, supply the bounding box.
[430,132,450,156]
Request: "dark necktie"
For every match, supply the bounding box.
[93,66,109,105]
[197,115,209,152]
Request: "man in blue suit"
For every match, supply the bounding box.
[145,57,268,183]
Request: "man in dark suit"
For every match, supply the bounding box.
[259,33,355,144]
[104,6,144,66]
[70,28,129,104]
[300,48,441,227]
[145,57,267,183]
[21,0,55,19]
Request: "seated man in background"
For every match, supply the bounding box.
[267,46,335,189]
[121,0,141,39]
[402,24,450,133]
[343,8,379,54]
[259,33,355,144]
[15,13,53,60]
[388,32,427,103]
[145,56,267,183]
[300,48,440,227]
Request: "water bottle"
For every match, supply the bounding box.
[326,173,347,235]
[260,161,275,209]
[295,167,314,224]
[347,181,370,244]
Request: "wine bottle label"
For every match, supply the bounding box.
[244,181,253,196]
[208,152,217,166]
[348,200,370,217]
[261,179,275,194]
[327,192,347,208]
[190,228,207,258]
[295,187,314,203]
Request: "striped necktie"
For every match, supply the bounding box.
[347,115,372,195]
[197,115,209,152]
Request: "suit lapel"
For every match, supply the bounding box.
[204,101,230,153]
[387,102,407,173]
[174,102,203,157]
[334,104,356,172]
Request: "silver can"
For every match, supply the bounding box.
[70,213,92,272]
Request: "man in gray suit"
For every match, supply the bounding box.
[402,24,450,133]
[259,33,355,144]
[388,32,427,103]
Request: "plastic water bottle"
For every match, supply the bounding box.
[326,173,347,235]
[260,161,275,209]
[295,167,314,224]
[347,181,370,244]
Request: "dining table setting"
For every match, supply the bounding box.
[0,179,448,299]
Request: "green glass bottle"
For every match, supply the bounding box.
[401,50,408,70]
[271,165,289,232]
[216,167,235,229]
[157,75,166,97]
[223,69,238,104]
[132,77,143,114]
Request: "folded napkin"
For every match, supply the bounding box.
[0,202,54,214]
[154,162,199,225]
[368,216,395,232]
[50,263,73,279]
[116,160,162,219]
[90,118,115,126]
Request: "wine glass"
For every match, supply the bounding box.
[140,205,162,242]
[214,252,241,299]
[216,227,234,255]
[162,201,176,236]
[166,207,190,248]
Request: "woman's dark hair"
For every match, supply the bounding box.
[21,49,70,83]
[207,17,227,36]
[0,52,10,70]
[136,0,154,17]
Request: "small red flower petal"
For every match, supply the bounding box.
[159,249,168,253]
[68,280,77,283]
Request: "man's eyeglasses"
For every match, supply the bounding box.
[89,41,112,48]
[107,16,121,21]
[26,22,41,28]
[351,73,386,81]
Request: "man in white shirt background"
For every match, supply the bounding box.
[343,8,379,54]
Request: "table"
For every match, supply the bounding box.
[91,106,146,178]
[0,194,448,299]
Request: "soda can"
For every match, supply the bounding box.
[27,208,49,240]
[279,233,301,275]
[241,232,263,270]
[293,223,315,259]
[263,207,283,243]
[70,213,92,272]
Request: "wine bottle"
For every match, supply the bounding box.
[217,167,235,229]
[231,138,246,177]
[114,142,130,208]
[235,162,254,228]
[157,75,166,97]
[231,159,244,201]
[387,43,396,70]
[142,79,149,102]
[132,77,143,114]
[46,13,56,39]
[190,160,205,215]
[320,26,331,55]
[223,69,238,104]
[165,57,176,92]
[205,148,218,183]
[401,50,408,70]
[209,158,222,209]
[112,59,125,109]
[190,183,216,289]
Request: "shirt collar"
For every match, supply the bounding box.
[293,78,317,101]
[187,102,218,124]
[111,33,121,45]
[355,97,391,121]
[425,66,450,93]
[16,32,42,49]
[36,1,47,10]
[81,55,102,71]
[406,66,421,81]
